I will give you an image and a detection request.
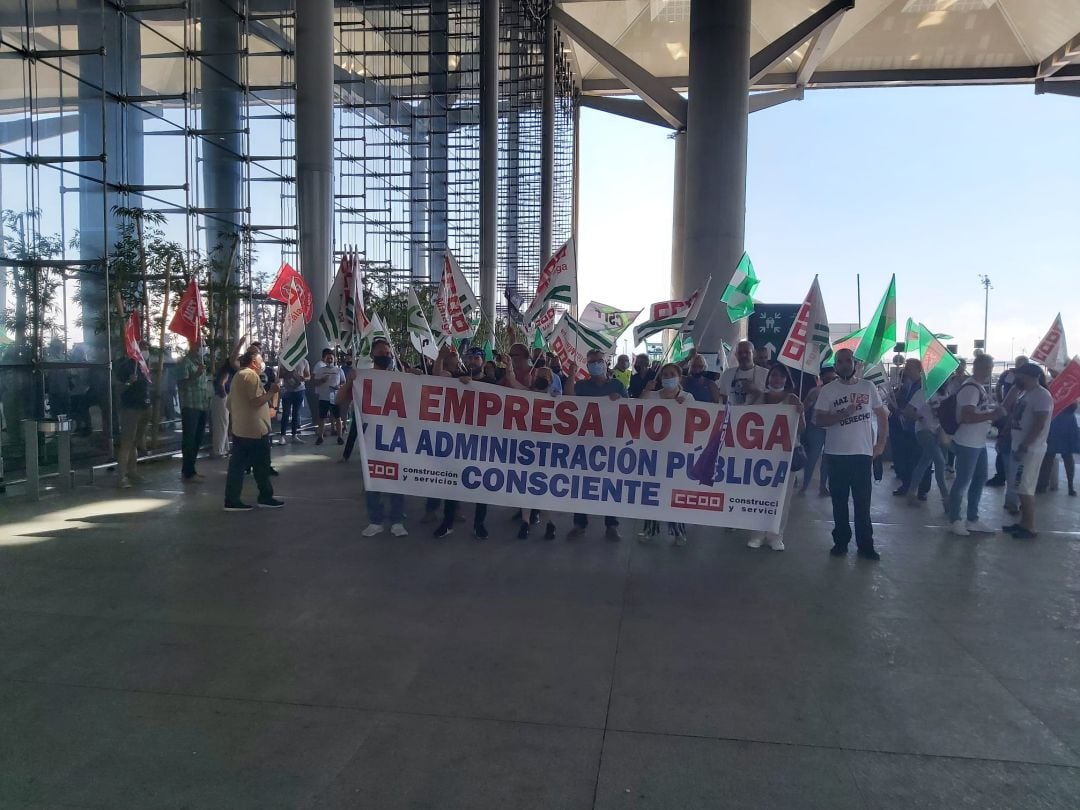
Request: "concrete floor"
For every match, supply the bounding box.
[2,441,1079,809]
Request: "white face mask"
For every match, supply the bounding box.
[660,376,680,391]
[766,384,786,393]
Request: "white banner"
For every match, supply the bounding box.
[1031,313,1068,373]
[355,371,799,531]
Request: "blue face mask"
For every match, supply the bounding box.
[587,362,606,377]
[661,376,680,391]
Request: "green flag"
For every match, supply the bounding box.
[916,322,959,398]
[720,252,758,322]
[854,275,896,367]
[671,334,694,363]
[531,327,547,350]
[482,340,494,361]
[904,317,918,353]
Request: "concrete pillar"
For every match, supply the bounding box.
[683,0,751,351]
[479,0,499,342]
[428,0,449,282]
[295,0,335,358]
[670,128,686,298]
[201,0,243,291]
[540,11,556,264]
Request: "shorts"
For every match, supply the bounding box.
[318,400,339,419]
[1010,445,1046,497]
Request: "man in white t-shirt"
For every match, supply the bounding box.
[946,353,1005,536]
[718,340,769,405]
[814,349,890,560]
[312,348,346,446]
[1004,364,1053,539]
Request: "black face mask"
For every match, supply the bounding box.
[837,368,855,380]
[373,355,392,369]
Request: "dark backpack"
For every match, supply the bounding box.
[938,381,981,436]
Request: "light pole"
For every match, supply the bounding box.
[977,274,992,350]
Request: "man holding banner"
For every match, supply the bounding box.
[361,338,408,539]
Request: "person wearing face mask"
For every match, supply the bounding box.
[638,363,696,546]
[718,340,768,406]
[564,351,625,541]
[814,349,890,560]
[313,348,345,445]
[223,348,283,511]
[683,353,721,404]
[746,364,804,552]
[627,353,656,398]
[358,338,409,537]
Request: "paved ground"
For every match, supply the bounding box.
[2,441,1079,809]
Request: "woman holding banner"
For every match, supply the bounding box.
[638,363,696,547]
[746,364,804,552]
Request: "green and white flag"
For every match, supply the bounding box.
[280,292,308,371]
[862,363,889,393]
[680,276,711,336]
[406,287,439,361]
[720,252,758,323]
[671,334,694,363]
[318,254,359,346]
[549,311,615,382]
[632,285,705,346]
[523,238,577,324]
[580,300,641,342]
[357,312,391,358]
[915,322,959,398]
[531,326,547,350]
[854,275,896,367]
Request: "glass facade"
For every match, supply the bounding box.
[0,0,575,476]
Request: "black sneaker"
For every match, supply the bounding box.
[517,524,530,540]
[224,502,253,512]
[1002,523,1021,534]
[892,487,908,497]
[257,498,285,508]
[857,548,881,561]
[985,477,1006,488]
[474,524,489,540]
[336,437,344,445]
[529,510,540,526]
[543,522,556,541]
[829,544,848,556]
[434,523,454,539]
[315,436,324,446]
[268,467,280,477]
[1011,527,1038,539]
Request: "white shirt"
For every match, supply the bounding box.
[313,361,345,401]
[1011,385,1053,450]
[641,387,697,403]
[952,380,993,449]
[718,365,769,405]
[815,379,883,456]
[908,388,940,434]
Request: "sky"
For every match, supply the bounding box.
[576,85,1080,363]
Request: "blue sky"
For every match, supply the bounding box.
[577,85,1080,362]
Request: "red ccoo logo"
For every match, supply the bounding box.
[368,461,399,480]
[671,489,725,511]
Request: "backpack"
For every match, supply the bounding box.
[937,381,981,436]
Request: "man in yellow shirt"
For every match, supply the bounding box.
[224,348,283,511]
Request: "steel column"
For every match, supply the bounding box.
[540,9,556,263]
[683,0,751,352]
[428,0,449,281]
[670,129,686,298]
[296,0,335,358]
[479,0,499,342]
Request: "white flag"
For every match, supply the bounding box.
[548,311,615,382]
[533,305,560,339]
[1031,313,1069,373]
[407,287,439,361]
[434,251,479,341]
[580,300,641,342]
[523,238,577,324]
[679,277,711,337]
[280,294,308,371]
[778,277,831,373]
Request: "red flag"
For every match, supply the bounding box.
[1049,357,1080,419]
[168,279,207,344]
[124,312,151,380]
[268,262,313,323]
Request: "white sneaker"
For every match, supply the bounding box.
[361,523,385,537]
[966,520,997,534]
[766,535,785,551]
[390,523,408,537]
[746,533,765,549]
[949,520,970,537]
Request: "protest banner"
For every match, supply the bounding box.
[354,371,799,532]
[1049,357,1080,419]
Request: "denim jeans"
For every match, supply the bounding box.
[947,443,987,523]
[910,429,948,500]
[365,491,405,524]
[180,407,207,478]
[280,390,304,436]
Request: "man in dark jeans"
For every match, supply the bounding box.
[277,355,309,444]
[224,348,283,511]
[176,341,210,483]
[814,349,890,560]
[564,349,627,541]
[889,358,922,496]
